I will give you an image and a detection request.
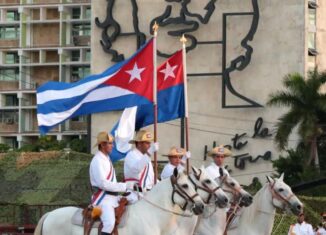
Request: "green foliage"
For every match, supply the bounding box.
[243,177,263,195]
[69,138,87,153]
[18,143,39,152]
[37,136,66,151]
[0,143,10,153]
[272,149,305,186]
[267,69,326,150]
[17,137,67,152]
[272,147,325,190]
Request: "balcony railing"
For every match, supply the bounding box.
[72,35,90,46]
[0,123,18,133]
[0,39,19,49]
[0,81,19,91]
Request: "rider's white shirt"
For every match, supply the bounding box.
[124,148,154,190]
[288,222,314,235]
[160,163,184,180]
[205,162,229,180]
[89,151,126,206]
[317,227,326,235]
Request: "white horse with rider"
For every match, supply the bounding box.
[34,168,208,235]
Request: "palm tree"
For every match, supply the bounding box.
[267,69,326,172]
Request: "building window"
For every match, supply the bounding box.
[5,52,19,64]
[0,69,19,81]
[5,94,19,106]
[308,32,316,50]
[71,66,90,81]
[72,23,91,36]
[309,9,316,26]
[6,10,20,21]
[0,110,18,124]
[72,8,81,19]
[85,49,91,61]
[71,115,86,122]
[71,50,80,61]
[85,7,91,19]
[0,26,20,39]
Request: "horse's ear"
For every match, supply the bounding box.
[279,173,284,181]
[173,167,179,178]
[192,166,199,175]
[266,175,273,183]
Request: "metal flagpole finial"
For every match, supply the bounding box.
[180,34,187,44]
[152,21,159,34]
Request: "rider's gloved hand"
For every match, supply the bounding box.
[181,151,191,163]
[148,142,159,155]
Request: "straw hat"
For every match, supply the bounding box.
[93,131,114,147]
[208,145,232,157]
[162,147,186,158]
[129,129,154,144]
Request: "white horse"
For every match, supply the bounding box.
[34,169,205,235]
[194,171,253,235]
[227,174,303,235]
[174,166,230,235]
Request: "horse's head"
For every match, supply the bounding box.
[266,173,303,215]
[170,168,205,215]
[190,166,229,208]
[217,170,253,207]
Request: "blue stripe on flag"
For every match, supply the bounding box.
[39,94,150,134]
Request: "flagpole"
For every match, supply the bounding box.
[153,22,159,184]
[180,35,190,174]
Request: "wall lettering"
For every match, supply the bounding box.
[204,117,273,170]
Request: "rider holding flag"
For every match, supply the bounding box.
[123,129,159,193]
[90,131,134,235]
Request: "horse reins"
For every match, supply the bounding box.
[188,169,221,204]
[135,174,200,217]
[171,175,200,211]
[220,175,242,200]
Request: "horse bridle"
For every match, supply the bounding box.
[269,181,295,210]
[188,169,221,204]
[219,175,242,202]
[170,175,200,211]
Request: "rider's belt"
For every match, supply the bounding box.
[105,191,119,196]
[92,187,119,196]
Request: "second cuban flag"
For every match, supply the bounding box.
[111,50,185,162]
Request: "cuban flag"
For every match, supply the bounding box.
[37,39,154,135]
[110,50,185,162]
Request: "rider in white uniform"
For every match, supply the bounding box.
[205,145,232,180]
[160,147,190,179]
[124,129,158,193]
[288,213,314,235]
[90,131,133,235]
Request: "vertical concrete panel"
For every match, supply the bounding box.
[91,0,307,184]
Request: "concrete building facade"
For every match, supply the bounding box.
[91,0,324,184]
[0,0,90,148]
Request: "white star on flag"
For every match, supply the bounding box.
[125,63,145,83]
[160,62,178,81]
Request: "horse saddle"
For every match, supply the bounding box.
[72,197,129,235]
